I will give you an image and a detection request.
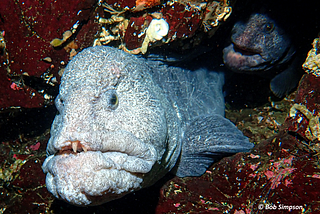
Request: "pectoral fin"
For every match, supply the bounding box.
[173,114,254,177]
[270,58,303,97]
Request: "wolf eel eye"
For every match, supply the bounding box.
[96,89,119,110]
[106,90,119,110]
[110,93,118,106]
[55,95,64,114]
[265,23,274,32]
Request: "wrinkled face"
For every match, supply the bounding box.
[223,13,291,72]
[42,47,168,206]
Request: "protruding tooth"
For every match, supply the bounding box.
[82,145,88,152]
[72,142,77,153]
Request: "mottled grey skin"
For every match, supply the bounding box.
[42,46,253,206]
[223,13,299,97]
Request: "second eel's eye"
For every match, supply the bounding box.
[265,23,275,33]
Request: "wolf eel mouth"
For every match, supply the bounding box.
[223,43,267,72]
[46,130,158,174]
[233,44,260,56]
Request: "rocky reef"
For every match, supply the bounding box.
[0,0,233,110]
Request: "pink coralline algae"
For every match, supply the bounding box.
[123,16,153,51]
[29,142,41,151]
[0,0,99,109]
[161,2,202,39]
